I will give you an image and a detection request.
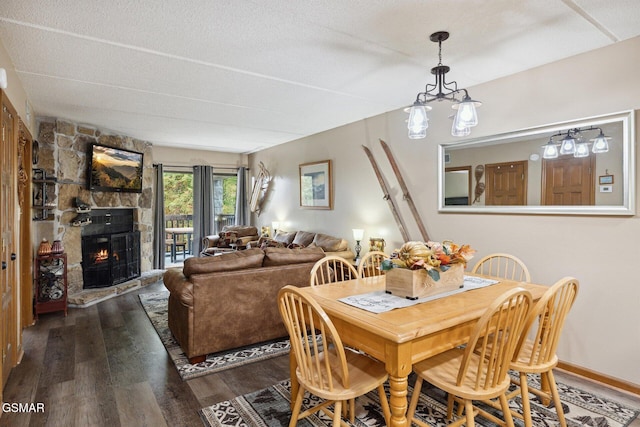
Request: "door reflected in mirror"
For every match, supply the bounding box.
[444,166,471,206]
[438,111,635,215]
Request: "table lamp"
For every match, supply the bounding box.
[352,228,364,261]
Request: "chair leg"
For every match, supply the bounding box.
[289,386,305,427]
[499,393,515,427]
[546,370,567,427]
[349,399,355,424]
[332,400,342,427]
[377,384,391,425]
[407,377,423,422]
[454,393,464,417]
[519,371,533,427]
[464,399,476,427]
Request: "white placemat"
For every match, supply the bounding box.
[338,275,499,314]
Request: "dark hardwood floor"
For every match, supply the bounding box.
[2,279,639,426]
[0,280,290,427]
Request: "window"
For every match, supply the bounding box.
[163,171,193,226]
[212,174,237,232]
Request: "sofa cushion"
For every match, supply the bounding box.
[292,231,316,247]
[312,233,348,252]
[263,246,325,267]
[273,231,296,245]
[183,248,264,277]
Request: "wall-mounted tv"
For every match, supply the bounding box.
[88,144,143,193]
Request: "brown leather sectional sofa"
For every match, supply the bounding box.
[163,246,326,363]
[248,230,355,260]
[200,225,260,256]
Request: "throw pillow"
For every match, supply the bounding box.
[273,230,296,245]
[312,233,346,252]
[220,231,238,246]
[262,239,285,249]
[292,231,315,247]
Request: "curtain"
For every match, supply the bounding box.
[152,164,165,269]
[235,167,248,226]
[193,165,214,255]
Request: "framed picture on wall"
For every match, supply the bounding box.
[598,175,614,185]
[299,160,332,209]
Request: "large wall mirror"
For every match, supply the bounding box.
[438,110,635,215]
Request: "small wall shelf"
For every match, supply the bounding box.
[32,168,56,221]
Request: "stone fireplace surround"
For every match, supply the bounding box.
[34,118,160,305]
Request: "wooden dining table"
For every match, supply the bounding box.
[294,274,549,427]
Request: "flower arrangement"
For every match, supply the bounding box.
[381,240,476,281]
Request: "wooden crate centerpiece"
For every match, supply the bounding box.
[385,263,464,300]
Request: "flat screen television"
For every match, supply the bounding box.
[88,144,143,193]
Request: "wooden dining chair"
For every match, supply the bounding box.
[357,251,388,278]
[277,286,390,426]
[407,287,532,427]
[310,255,358,286]
[502,276,579,427]
[471,253,531,282]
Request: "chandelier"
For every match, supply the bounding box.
[541,126,611,159]
[407,31,481,139]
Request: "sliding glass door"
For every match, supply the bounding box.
[163,171,194,263]
[212,173,237,233]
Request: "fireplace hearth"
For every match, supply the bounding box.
[81,209,140,289]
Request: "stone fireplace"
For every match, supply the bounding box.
[34,119,155,299]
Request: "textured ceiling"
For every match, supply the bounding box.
[1,1,639,153]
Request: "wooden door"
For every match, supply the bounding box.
[484,161,528,205]
[541,156,595,205]
[18,121,33,331]
[1,97,18,387]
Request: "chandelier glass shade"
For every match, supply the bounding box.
[591,131,611,153]
[407,31,481,139]
[542,127,611,159]
[407,102,431,139]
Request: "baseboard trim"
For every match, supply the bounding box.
[558,360,640,396]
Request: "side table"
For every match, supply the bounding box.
[34,253,68,318]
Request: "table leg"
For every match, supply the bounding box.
[388,375,409,427]
[172,234,177,262]
[386,343,412,427]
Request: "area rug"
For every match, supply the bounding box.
[200,377,639,427]
[139,291,291,381]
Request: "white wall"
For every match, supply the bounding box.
[249,35,640,386]
[0,39,35,135]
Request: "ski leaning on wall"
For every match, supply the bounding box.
[361,145,410,242]
[379,139,431,242]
